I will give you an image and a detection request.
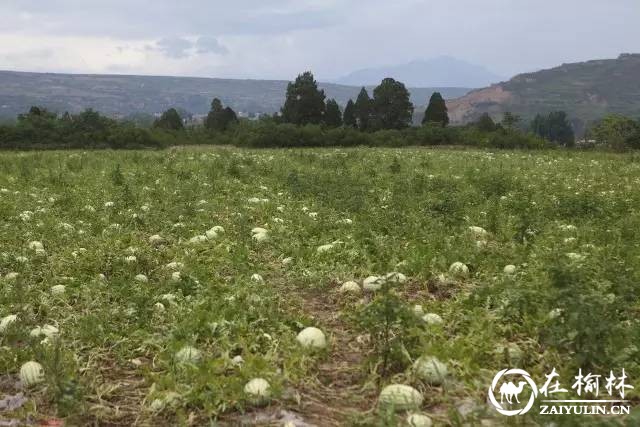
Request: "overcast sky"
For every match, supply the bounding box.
[0,0,638,81]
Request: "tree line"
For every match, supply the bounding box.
[0,70,638,150]
[151,71,451,132]
[278,71,449,130]
[153,98,238,132]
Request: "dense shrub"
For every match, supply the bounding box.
[414,125,460,145]
[484,129,547,149]
[107,126,163,149]
[0,106,552,150]
[591,114,640,151]
[0,107,162,150]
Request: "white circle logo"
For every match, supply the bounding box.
[488,369,538,416]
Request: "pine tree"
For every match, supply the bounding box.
[354,87,373,131]
[530,111,574,146]
[372,78,414,130]
[324,99,343,128]
[280,71,326,125]
[205,98,225,131]
[547,111,575,146]
[502,111,521,129]
[153,108,184,131]
[223,106,239,128]
[205,98,237,131]
[422,92,449,127]
[475,113,497,132]
[531,114,546,137]
[343,99,357,128]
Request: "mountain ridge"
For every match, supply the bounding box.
[446,53,640,132]
[335,56,504,88]
[0,70,470,119]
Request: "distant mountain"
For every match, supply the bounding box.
[446,54,640,134]
[336,56,503,88]
[0,70,471,119]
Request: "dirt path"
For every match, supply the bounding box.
[216,284,378,426]
[291,287,377,426]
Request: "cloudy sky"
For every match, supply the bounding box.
[0,0,638,81]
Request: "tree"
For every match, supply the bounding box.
[205,98,224,131]
[72,109,114,133]
[205,98,237,131]
[502,111,521,129]
[280,71,326,125]
[591,114,640,150]
[475,113,498,132]
[153,108,184,131]
[60,112,73,124]
[546,111,574,146]
[632,123,640,150]
[354,87,373,131]
[530,114,546,138]
[530,111,575,146]
[17,106,57,127]
[223,107,239,128]
[422,92,449,127]
[343,99,357,128]
[372,78,414,130]
[16,106,61,146]
[324,99,343,128]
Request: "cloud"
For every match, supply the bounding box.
[231,9,337,35]
[0,34,153,74]
[0,1,338,39]
[195,37,228,55]
[150,36,229,59]
[0,0,638,80]
[155,37,193,59]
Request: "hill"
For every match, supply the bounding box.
[0,70,470,119]
[446,54,640,133]
[336,56,503,88]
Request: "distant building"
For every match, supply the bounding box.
[188,114,207,125]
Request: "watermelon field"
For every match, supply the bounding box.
[2,147,640,426]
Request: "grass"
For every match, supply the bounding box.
[1,147,640,426]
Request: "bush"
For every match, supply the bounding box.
[484,129,547,149]
[238,123,326,148]
[591,114,640,151]
[0,106,555,151]
[107,126,162,149]
[0,107,165,150]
